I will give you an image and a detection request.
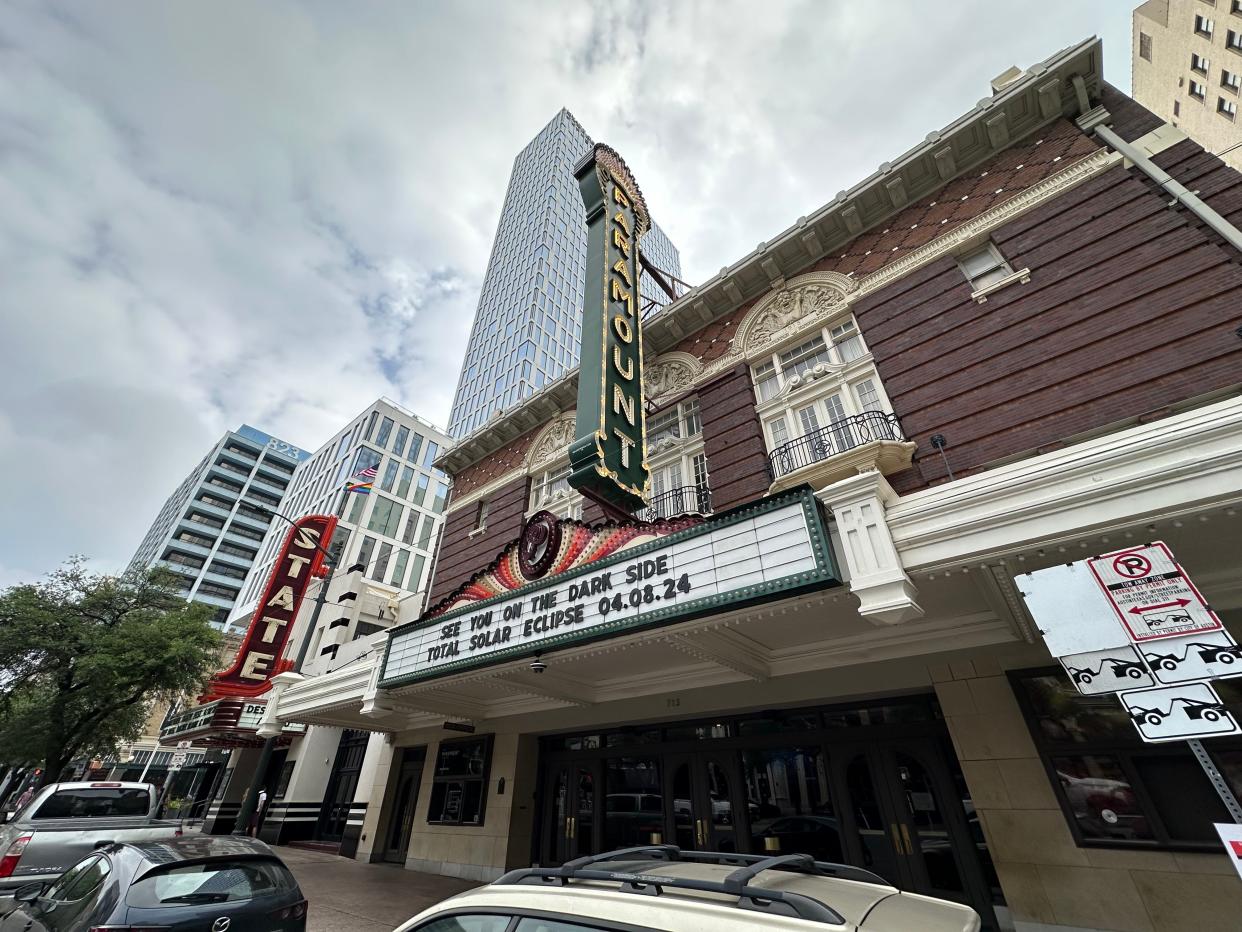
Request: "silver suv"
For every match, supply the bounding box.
[395,846,981,932]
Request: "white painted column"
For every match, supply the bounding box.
[817,468,923,624]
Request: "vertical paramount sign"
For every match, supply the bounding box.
[568,144,651,515]
[203,514,337,700]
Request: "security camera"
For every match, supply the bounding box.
[530,655,547,674]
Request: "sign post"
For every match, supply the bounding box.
[568,143,651,518]
[1018,541,1242,823]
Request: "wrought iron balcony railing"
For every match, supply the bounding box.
[639,485,713,522]
[768,411,905,480]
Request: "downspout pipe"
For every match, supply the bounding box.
[1094,123,1242,253]
[1072,76,1242,253]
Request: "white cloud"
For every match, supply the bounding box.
[0,0,1132,586]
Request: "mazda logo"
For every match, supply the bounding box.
[212,918,231,932]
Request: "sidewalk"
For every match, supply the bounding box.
[278,846,479,932]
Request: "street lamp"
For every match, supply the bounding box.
[230,502,340,835]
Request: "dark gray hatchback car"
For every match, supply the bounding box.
[0,835,306,932]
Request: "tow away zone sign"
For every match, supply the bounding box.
[1088,542,1222,642]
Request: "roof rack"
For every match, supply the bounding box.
[495,845,892,925]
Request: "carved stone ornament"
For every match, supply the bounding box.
[738,272,858,357]
[643,353,701,402]
[528,415,576,470]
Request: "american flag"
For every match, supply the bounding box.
[353,465,379,481]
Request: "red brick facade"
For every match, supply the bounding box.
[428,86,1241,610]
[429,474,529,605]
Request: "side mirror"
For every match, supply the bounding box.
[14,881,45,903]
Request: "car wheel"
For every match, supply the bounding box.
[1218,653,1235,665]
[1142,711,1163,726]
[1078,672,1093,684]
[1158,659,1178,671]
[1202,709,1222,722]
[1126,667,1144,679]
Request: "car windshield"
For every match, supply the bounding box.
[126,859,296,907]
[34,787,150,819]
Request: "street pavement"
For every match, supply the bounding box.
[278,845,479,932]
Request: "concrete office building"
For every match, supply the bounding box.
[1133,0,1242,171]
[446,108,683,439]
[128,425,309,627]
[266,37,1242,932]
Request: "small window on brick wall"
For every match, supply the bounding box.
[473,499,489,531]
[956,242,1014,291]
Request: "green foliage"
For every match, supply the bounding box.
[0,559,222,785]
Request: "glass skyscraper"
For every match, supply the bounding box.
[447,108,682,439]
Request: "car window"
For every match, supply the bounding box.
[34,788,150,819]
[45,855,111,902]
[516,919,639,932]
[125,859,296,907]
[413,916,512,932]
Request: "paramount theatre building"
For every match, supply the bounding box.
[272,39,1242,932]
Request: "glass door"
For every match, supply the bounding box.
[877,741,983,908]
[666,752,744,852]
[542,762,601,864]
[382,748,425,864]
[836,738,999,930]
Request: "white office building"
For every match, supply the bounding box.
[128,425,309,627]
[229,398,453,632]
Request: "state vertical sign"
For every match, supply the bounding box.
[568,143,650,515]
[202,513,337,700]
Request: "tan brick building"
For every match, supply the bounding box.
[1133,0,1242,171]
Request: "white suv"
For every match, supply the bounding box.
[394,846,981,932]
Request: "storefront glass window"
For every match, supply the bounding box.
[1012,668,1242,849]
[737,711,821,735]
[427,736,492,826]
[604,757,661,849]
[604,729,661,748]
[665,722,732,741]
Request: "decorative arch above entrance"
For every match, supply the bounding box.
[734,271,859,361]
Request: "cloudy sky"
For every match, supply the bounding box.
[0,1,1133,587]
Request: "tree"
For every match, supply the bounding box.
[0,559,222,787]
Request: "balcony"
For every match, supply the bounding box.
[639,485,712,522]
[767,411,917,493]
[213,459,251,478]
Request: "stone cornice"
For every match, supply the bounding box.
[675,148,1120,394]
[887,395,1242,570]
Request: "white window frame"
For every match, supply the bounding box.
[1195,13,1215,37]
[528,462,583,521]
[1190,79,1208,100]
[956,240,1030,303]
[1192,52,1211,74]
[1222,68,1242,91]
[750,321,893,458]
[645,396,709,518]
[1219,96,1238,118]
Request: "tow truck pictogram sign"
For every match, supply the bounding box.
[1088,542,1223,642]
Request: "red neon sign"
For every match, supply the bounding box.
[202,514,337,701]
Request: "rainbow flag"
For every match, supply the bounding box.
[345,464,378,495]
